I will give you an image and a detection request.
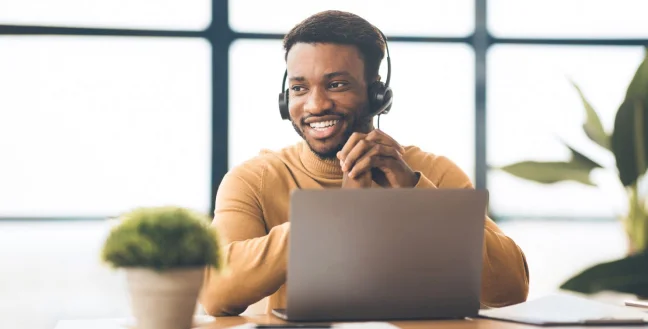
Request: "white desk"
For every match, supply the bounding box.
[55,315,216,329]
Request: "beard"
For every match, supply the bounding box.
[291,106,373,160]
[291,120,355,160]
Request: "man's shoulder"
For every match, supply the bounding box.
[402,145,449,167]
[402,145,472,188]
[226,142,302,182]
[216,143,302,208]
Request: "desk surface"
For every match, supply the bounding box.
[200,315,486,329]
[196,314,614,329]
[54,314,638,329]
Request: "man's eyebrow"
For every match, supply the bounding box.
[288,71,352,82]
[324,71,351,79]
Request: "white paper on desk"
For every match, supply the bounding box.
[227,322,399,329]
[478,294,648,326]
[117,315,216,328]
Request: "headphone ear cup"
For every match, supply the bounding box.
[367,81,391,117]
[278,90,290,120]
[367,81,383,115]
[380,86,393,115]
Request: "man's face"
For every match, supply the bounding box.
[286,42,371,159]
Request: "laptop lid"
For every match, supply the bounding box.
[284,188,488,322]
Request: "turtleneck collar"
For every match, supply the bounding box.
[299,141,344,179]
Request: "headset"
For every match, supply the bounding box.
[278,29,393,127]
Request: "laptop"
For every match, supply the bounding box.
[272,188,489,322]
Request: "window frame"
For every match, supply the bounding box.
[0,0,646,220]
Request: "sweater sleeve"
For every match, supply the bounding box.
[413,157,530,308]
[199,164,289,316]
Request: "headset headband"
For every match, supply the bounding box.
[378,29,391,88]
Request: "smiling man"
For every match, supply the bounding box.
[199,10,529,316]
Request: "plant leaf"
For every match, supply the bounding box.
[611,99,648,186]
[571,80,611,150]
[625,50,648,102]
[565,143,604,170]
[498,161,596,186]
[560,251,648,298]
[101,206,221,270]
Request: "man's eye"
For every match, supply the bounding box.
[329,82,348,89]
[291,86,306,92]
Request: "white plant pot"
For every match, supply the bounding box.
[125,267,205,329]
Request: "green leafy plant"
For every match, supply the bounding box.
[101,206,220,271]
[496,48,648,296]
[560,251,648,298]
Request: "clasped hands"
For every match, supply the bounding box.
[337,129,419,188]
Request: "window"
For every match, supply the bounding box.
[0,36,212,217]
[0,0,211,30]
[229,40,476,181]
[229,0,474,37]
[227,40,302,169]
[488,0,648,39]
[487,45,646,218]
[6,1,648,220]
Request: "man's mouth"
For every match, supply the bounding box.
[309,120,338,129]
[306,119,341,139]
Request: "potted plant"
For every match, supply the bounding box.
[496,48,648,297]
[101,206,220,329]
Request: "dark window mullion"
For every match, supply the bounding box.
[0,24,205,37]
[209,0,234,215]
[474,0,489,190]
[495,37,648,46]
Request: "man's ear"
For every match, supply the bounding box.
[366,75,381,87]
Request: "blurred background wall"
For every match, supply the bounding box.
[1,1,647,328]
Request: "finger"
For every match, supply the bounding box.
[348,144,401,177]
[373,143,403,160]
[348,151,378,178]
[365,129,405,153]
[337,132,366,162]
[349,155,397,179]
[341,139,374,172]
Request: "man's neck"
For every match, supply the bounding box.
[299,141,344,179]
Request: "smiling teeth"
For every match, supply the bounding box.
[310,120,338,129]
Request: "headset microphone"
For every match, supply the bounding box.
[278,28,393,128]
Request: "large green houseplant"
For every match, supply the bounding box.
[498,49,648,297]
[102,206,220,329]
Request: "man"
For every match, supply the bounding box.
[200,10,529,316]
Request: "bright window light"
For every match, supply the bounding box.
[488,0,648,39]
[0,0,211,30]
[229,0,474,37]
[0,36,212,217]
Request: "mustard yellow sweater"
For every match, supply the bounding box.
[200,141,529,316]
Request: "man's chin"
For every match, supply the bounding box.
[293,120,355,160]
[307,140,344,160]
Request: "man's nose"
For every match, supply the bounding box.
[303,87,333,114]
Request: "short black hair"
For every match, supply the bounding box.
[283,10,386,83]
